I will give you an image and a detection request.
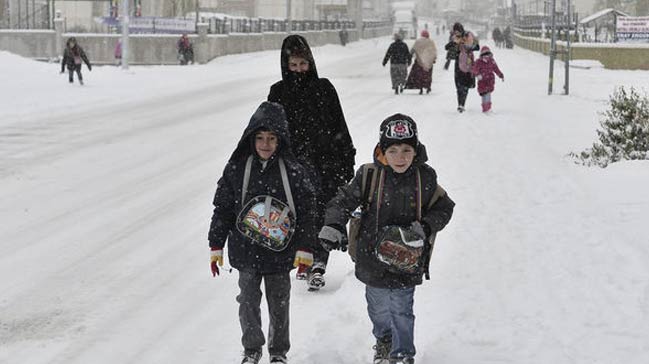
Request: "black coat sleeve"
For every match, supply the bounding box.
[207,162,238,249]
[320,79,356,184]
[421,185,455,234]
[383,44,393,66]
[61,49,68,72]
[290,165,320,252]
[79,48,91,69]
[324,167,364,228]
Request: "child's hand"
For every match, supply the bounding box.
[318,225,347,252]
[500,76,505,82]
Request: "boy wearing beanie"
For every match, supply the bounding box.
[318,114,455,364]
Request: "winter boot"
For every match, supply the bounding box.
[426,88,431,94]
[307,271,325,291]
[79,79,84,86]
[481,103,488,112]
[269,354,287,364]
[486,102,492,112]
[394,87,398,95]
[241,350,262,364]
[457,106,465,113]
[399,85,404,94]
[373,336,392,364]
[419,88,423,95]
[390,356,414,364]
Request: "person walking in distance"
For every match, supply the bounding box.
[60,37,92,85]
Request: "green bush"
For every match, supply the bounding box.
[571,86,649,167]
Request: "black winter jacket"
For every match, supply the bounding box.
[382,40,411,66]
[324,143,455,288]
[61,45,91,72]
[268,35,356,203]
[208,102,319,274]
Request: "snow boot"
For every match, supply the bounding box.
[481,103,488,112]
[241,350,262,364]
[419,88,423,95]
[390,356,414,364]
[270,354,287,363]
[457,106,465,113]
[307,271,325,291]
[373,336,392,364]
[79,79,84,86]
[486,102,492,112]
[394,87,398,95]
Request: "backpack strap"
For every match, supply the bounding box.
[360,163,379,210]
[241,155,253,206]
[426,184,447,210]
[241,155,296,218]
[278,158,296,216]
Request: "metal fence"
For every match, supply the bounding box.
[206,17,390,35]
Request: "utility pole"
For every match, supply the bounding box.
[121,0,129,69]
[547,0,556,95]
[563,0,570,95]
[287,0,291,32]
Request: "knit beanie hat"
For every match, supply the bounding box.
[379,114,419,152]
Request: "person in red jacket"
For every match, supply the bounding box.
[471,46,504,113]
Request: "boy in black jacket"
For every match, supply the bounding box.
[319,114,455,364]
[208,102,319,364]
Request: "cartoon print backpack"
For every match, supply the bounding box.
[236,156,296,252]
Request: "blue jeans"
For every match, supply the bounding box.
[365,285,416,358]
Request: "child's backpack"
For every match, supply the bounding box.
[236,155,296,252]
[347,163,447,279]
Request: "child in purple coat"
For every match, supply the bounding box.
[471,46,504,112]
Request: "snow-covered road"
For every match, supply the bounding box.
[1,34,648,364]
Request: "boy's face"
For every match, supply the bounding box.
[288,56,309,73]
[255,131,278,160]
[384,144,416,173]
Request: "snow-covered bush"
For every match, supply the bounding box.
[571,86,649,167]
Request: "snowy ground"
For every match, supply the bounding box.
[1,33,648,364]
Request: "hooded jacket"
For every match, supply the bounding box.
[471,47,504,95]
[324,140,455,288]
[208,102,319,274]
[267,35,356,203]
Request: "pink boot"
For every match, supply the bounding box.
[482,103,488,112]
[486,102,492,112]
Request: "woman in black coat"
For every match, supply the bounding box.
[60,37,92,85]
[445,30,479,112]
[268,34,356,290]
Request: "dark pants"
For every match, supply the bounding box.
[455,80,470,107]
[237,270,291,356]
[68,64,82,83]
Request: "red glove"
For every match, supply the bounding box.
[293,249,313,280]
[210,247,223,277]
